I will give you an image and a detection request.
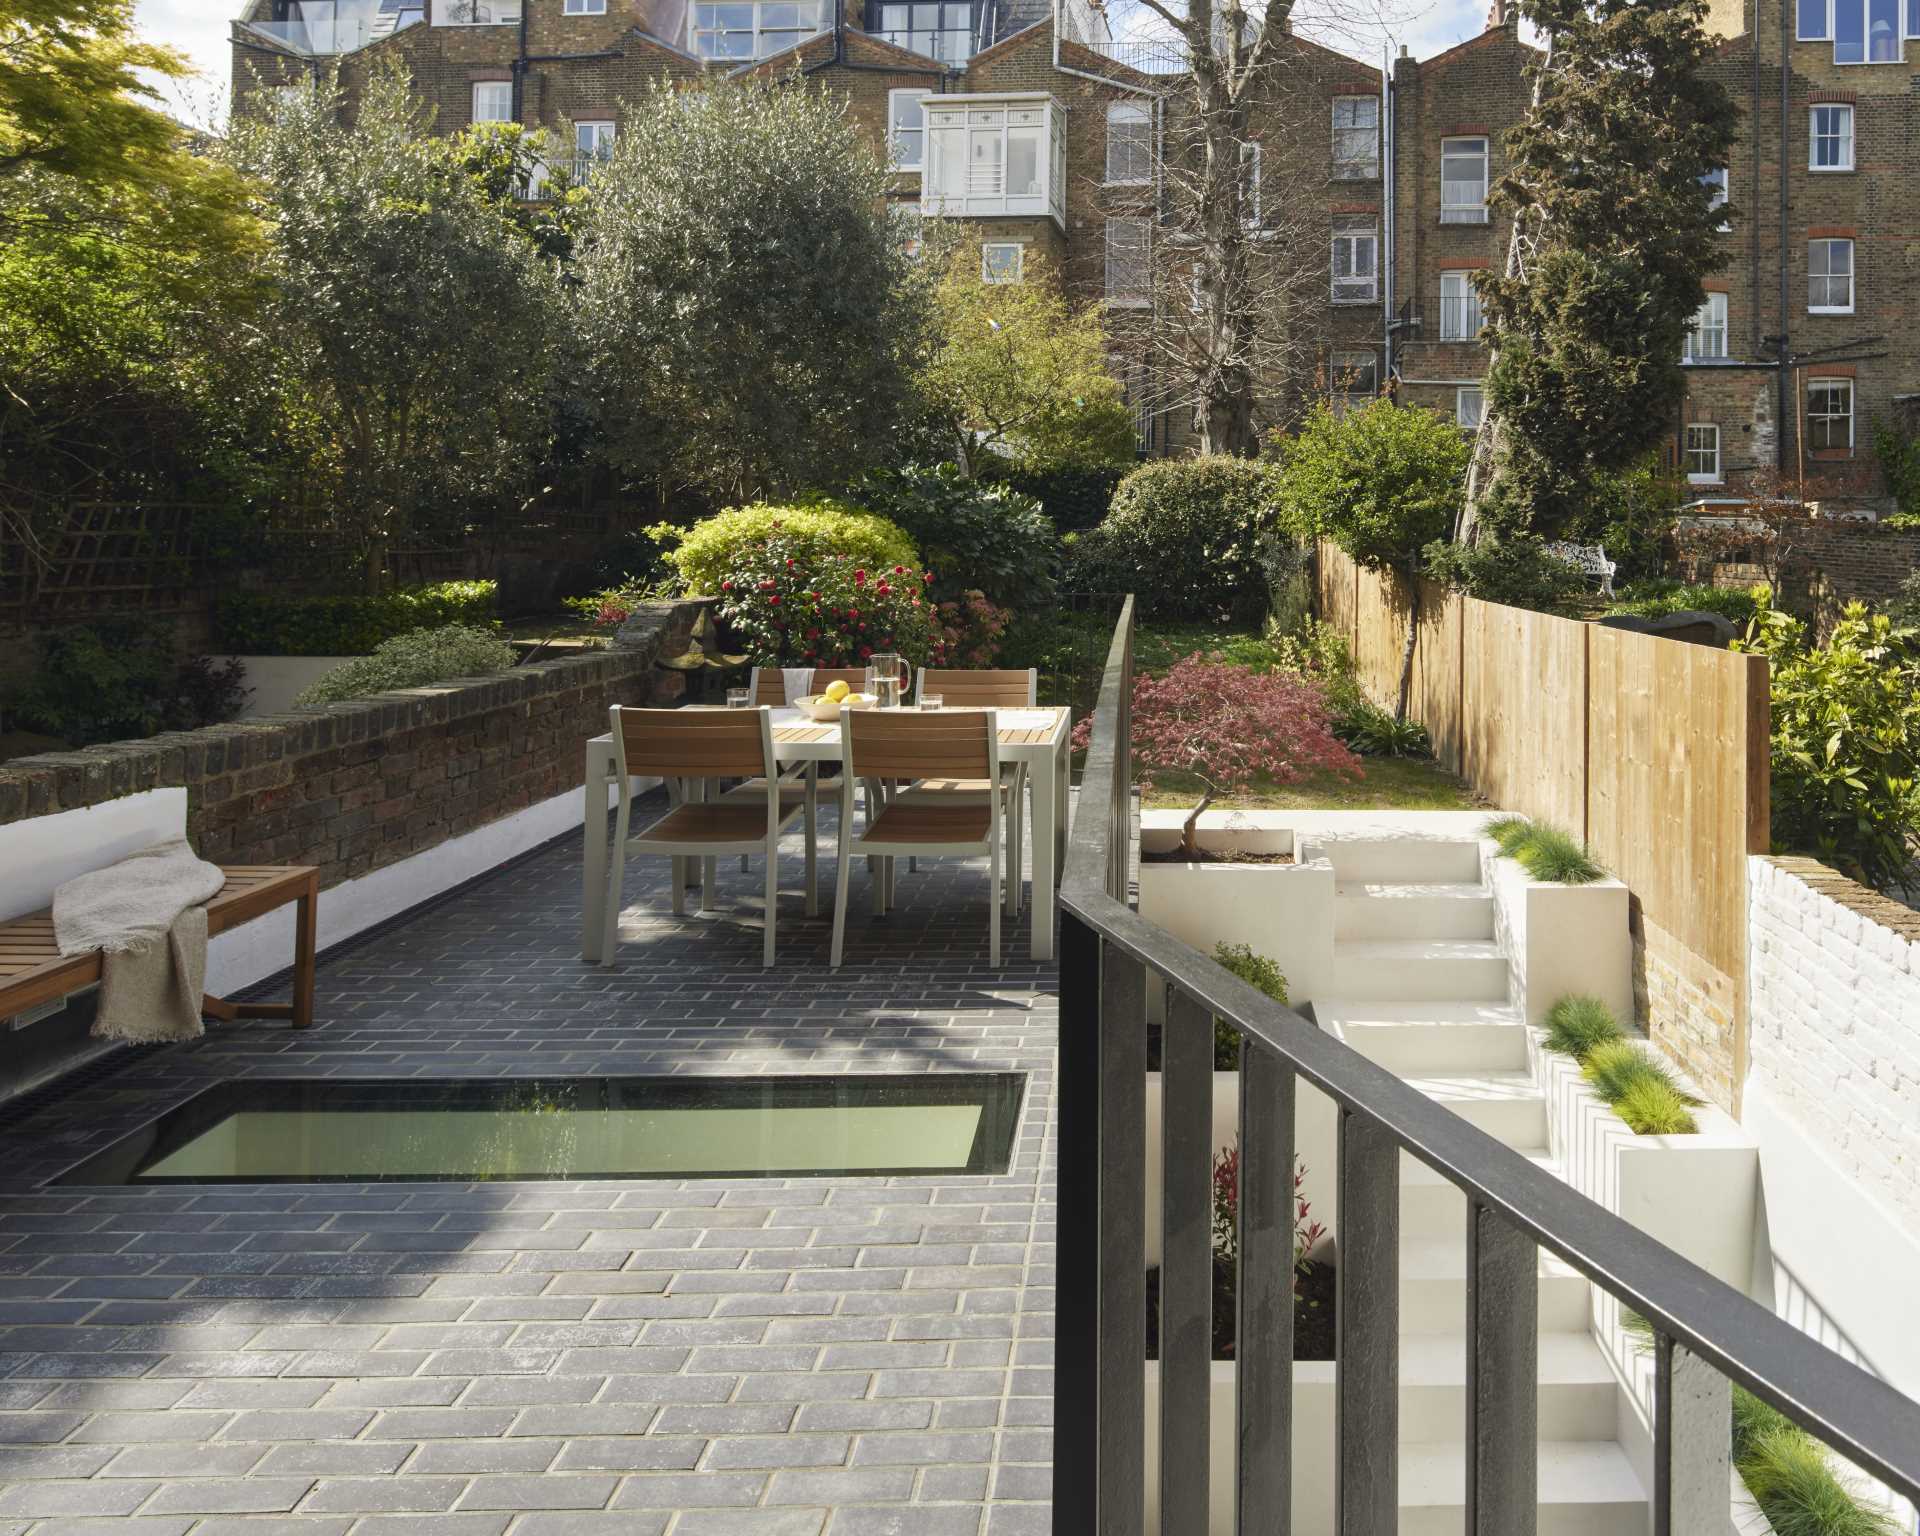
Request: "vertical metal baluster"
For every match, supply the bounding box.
[1237,1036,1296,1535]
[1161,990,1213,1536]
[1336,1111,1399,1536]
[1052,911,1101,1536]
[1465,1201,1537,1534]
[1653,1333,1732,1536]
[1100,942,1148,1536]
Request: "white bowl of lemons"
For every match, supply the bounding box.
[794,681,875,721]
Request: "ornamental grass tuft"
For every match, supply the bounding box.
[1482,814,1533,855]
[1738,1421,1900,1536]
[1514,822,1605,884]
[1543,995,1625,1059]
[1612,1075,1699,1136]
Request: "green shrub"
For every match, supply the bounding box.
[1516,823,1605,884]
[212,581,498,656]
[1073,457,1281,620]
[1613,1075,1699,1135]
[1483,814,1534,855]
[1873,420,1920,522]
[1543,995,1625,1059]
[1740,1422,1899,1536]
[1332,693,1432,758]
[658,500,918,598]
[850,463,1060,609]
[1735,591,1920,890]
[976,459,1125,533]
[1422,534,1590,615]
[1212,942,1290,1072]
[9,618,248,746]
[295,625,517,705]
[1607,578,1765,630]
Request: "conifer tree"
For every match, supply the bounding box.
[1456,0,1739,547]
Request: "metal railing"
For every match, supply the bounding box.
[1052,597,1920,1536]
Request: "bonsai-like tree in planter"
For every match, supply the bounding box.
[1077,653,1360,854]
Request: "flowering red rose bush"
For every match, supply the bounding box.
[713,530,943,666]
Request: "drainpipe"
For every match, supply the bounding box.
[513,1,529,121]
[1381,45,1394,385]
[1748,0,1762,359]
[1776,0,1791,469]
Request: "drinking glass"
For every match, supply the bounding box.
[919,694,944,711]
[726,688,751,709]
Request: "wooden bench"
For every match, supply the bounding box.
[0,865,319,1031]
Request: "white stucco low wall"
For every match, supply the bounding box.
[226,656,360,716]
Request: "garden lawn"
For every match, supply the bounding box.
[1144,757,1480,812]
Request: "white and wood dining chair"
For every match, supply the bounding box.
[725,666,865,879]
[905,668,1039,909]
[605,706,808,969]
[831,707,1003,969]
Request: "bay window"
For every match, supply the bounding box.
[924,96,1065,226]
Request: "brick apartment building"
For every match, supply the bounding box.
[232,0,1920,505]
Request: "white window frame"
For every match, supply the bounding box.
[1456,385,1485,430]
[471,80,513,124]
[563,0,606,12]
[1685,423,1722,483]
[1104,100,1151,185]
[688,0,825,59]
[1239,141,1261,229]
[981,241,1024,284]
[1104,218,1149,307]
[873,1,976,65]
[1330,218,1377,304]
[1801,0,1906,58]
[1440,136,1488,224]
[1331,95,1379,178]
[1807,378,1854,451]
[1702,166,1730,229]
[889,90,926,171]
[1439,270,1482,340]
[1810,104,1854,170]
[1808,237,1854,314]
[574,119,615,176]
[1685,292,1728,360]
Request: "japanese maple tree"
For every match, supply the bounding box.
[1077,653,1362,852]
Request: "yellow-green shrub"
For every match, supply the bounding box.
[657,501,918,597]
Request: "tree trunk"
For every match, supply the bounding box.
[1395,577,1420,723]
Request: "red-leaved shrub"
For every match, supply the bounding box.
[1073,652,1362,796]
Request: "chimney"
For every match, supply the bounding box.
[1486,0,1508,25]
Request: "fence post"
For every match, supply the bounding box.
[1052,910,1101,1536]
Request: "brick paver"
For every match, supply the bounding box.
[0,793,1057,1535]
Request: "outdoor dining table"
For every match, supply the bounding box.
[580,703,1075,963]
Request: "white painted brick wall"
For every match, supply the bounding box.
[1747,855,1920,1234]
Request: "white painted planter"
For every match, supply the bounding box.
[1145,1359,1338,1536]
[226,656,362,716]
[1144,1070,1340,1269]
[1484,841,1633,1025]
[1136,812,1336,1014]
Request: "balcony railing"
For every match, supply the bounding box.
[1052,596,1920,1536]
[240,1,421,55]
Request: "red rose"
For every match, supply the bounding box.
[720,580,733,592]
[854,569,867,586]
[768,595,781,606]
[859,645,873,658]
[805,628,820,640]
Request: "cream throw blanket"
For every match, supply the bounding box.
[53,838,225,1043]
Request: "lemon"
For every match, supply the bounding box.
[822,679,851,704]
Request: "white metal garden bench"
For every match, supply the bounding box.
[1546,541,1618,596]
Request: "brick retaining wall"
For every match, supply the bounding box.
[0,599,711,889]
[1703,521,1920,636]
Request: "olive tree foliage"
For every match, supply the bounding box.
[226,67,562,589]
[574,77,927,503]
[1458,0,1739,547]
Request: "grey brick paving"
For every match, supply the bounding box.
[0,793,1057,1532]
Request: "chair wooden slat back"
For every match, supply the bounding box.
[748,667,868,705]
[844,708,994,781]
[611,707,770,780]
[917,668,1038,707]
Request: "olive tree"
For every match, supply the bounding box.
[574,77,926,502]
[229,68,562,589]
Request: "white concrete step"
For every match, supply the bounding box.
[1395,1331,1623,1442]
[1319,999,1528,1074]
[1401,1070,1548,1148]
[1335,881,1496,941]
[1397,1150,1563,1237]
[1400,1233,1591,1333]
[1332,939,1511,1003]
[1399,1439,1648,1536]
[1301,835,1484,885]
